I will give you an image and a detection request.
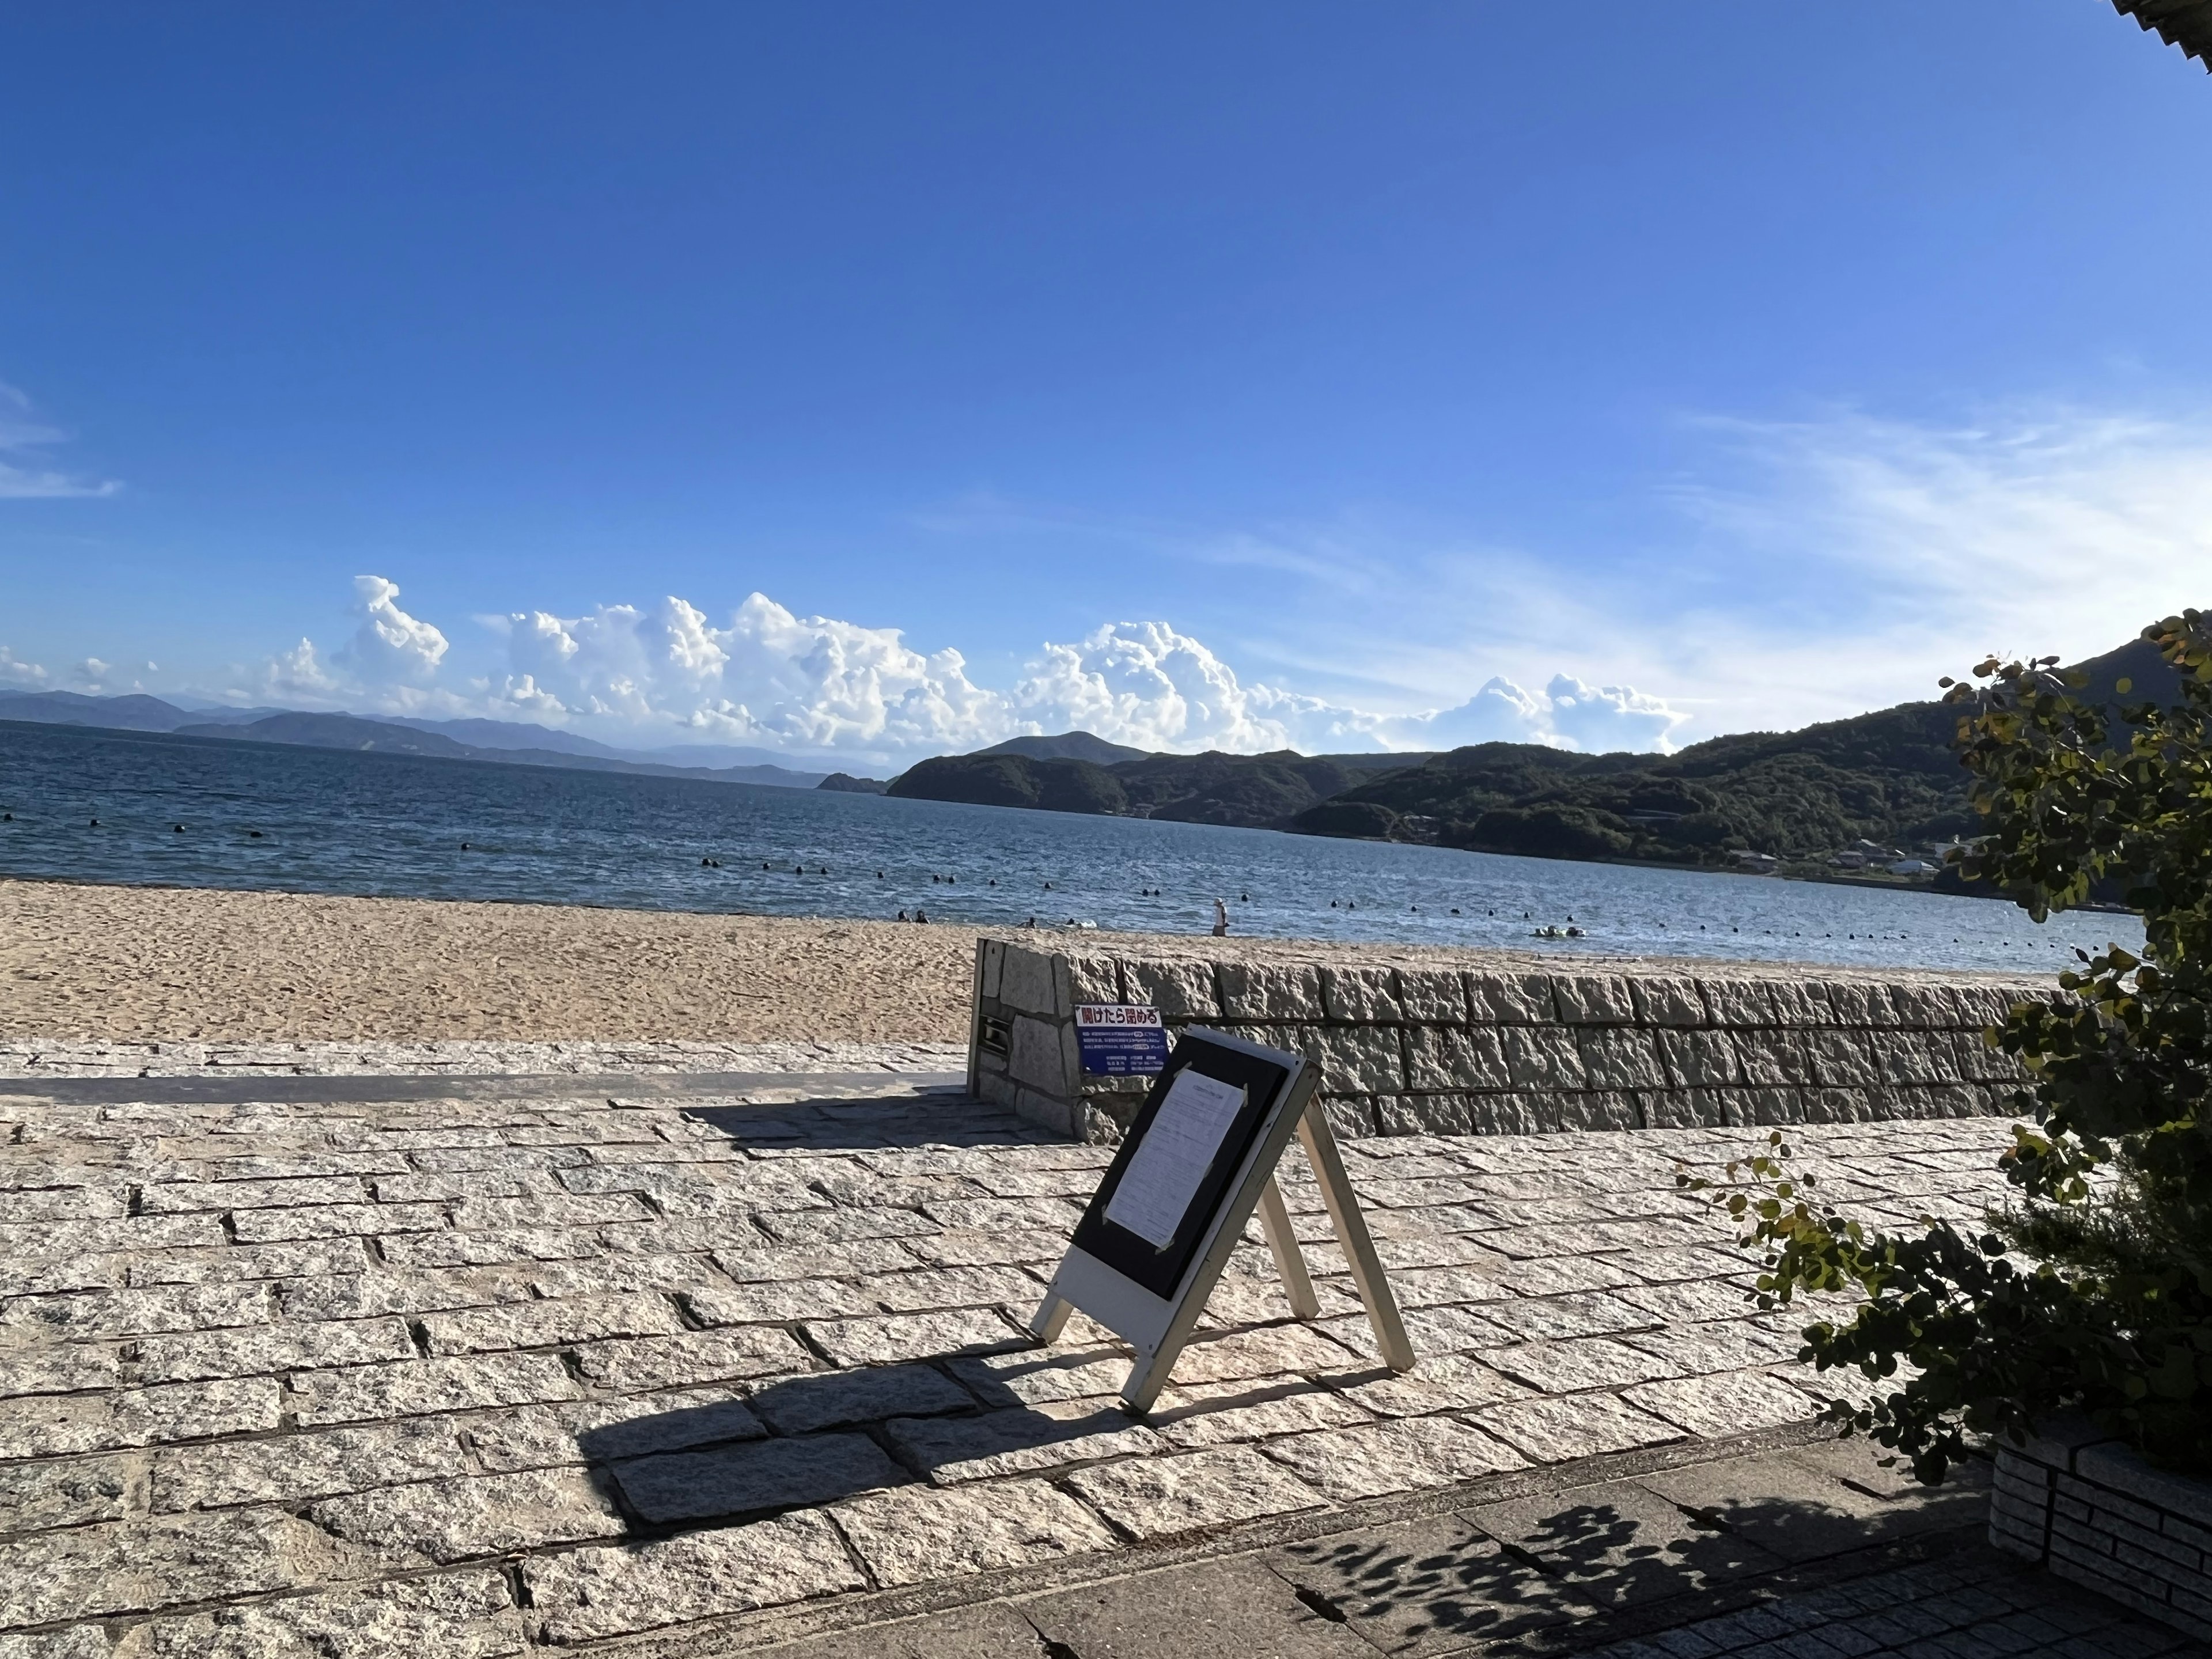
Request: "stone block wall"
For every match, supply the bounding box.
[966,937,2046,1144]
[1993,1422,2212,1641]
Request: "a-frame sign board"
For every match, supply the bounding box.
[1029,1026,1414,1412]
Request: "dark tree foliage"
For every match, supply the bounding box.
[887,753,1129,815]
[1681,614,2212,1479]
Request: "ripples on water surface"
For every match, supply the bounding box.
[0,721,2143,974]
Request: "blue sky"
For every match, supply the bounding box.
[3,3,2209,765]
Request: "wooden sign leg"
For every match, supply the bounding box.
[1296,1102,1415,1373]
[1256,1176,1320,1319]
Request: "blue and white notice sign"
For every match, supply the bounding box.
[1074,1003,1170,1075]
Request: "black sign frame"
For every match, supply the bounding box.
[1065,1037,1292,1300]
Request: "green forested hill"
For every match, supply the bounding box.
[882,632,2190,868]
[1301,699,1974,863]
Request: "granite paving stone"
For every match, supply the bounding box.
[469,1388,765,1469]
[522,1510,865,1645]
[1149,1374,1376,1449]
[1063,1444,1326,1539]
[568,1327,815,1388]
[833,1477,1118,1586]
[275,1267,533,1322]
[746,1362,975,1433]
[0,1508,354,1627]
[949,1344,1135,1407]
[1624,1369,1825,1439]
[609,1430,904,1522]
[135,1315,416,1383]
[112,1378,284,1444]
[889,1400,1165,1484]
[418,1291,687,1354]
[1484,1337,1685,1393]
[308,1468,626,1563]
[151,1416,468,1510]
[1330,1353,1535,1418]
[232,1201,450,1243]
[105,1570,527,1658]
[685,1277,885,1325]
[855,1263,1044,1312]
[0,1343,122,1396]
[1167,1324,1367,1385]
[803,1309,1027,1367]
[0,1453,142,1532]
[292,1352,583,1424]
[1262,1415,1528,1501]
[1476,1392,1685,1462]
[897,1227,1070,1268]
[709,1240,925,1281]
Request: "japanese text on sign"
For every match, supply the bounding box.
[1074,1003,1169,1075]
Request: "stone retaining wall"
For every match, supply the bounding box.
[1993,1421,2212,1641]
[966,937,2046,1143]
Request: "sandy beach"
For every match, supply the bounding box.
[0,877,2031,1045]
[0,878,988,1043]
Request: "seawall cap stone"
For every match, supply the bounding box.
[1823,982,1890,1029]
[1394,969,1471,1025]
[979,940,1004,1002]
[1122,959,1221,1018]
[1884,983,1950,1029]
[1552,976,1636,1025]
[1321,967,1403,1024]
[1698,979,1778,1029]
[1628,978,1709,1028]
[1066,954,1123,1006]
[1217,963,1324,1022]
[1764,982,1833,1028]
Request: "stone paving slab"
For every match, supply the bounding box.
[0,1073,2166,1656]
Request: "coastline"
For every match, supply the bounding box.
[1,876,2040,1045]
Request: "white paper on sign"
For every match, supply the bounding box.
[1101,1069,1247,1249]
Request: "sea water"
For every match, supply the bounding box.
[0,720,2143,974]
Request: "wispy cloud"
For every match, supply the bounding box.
[0,382,120,500]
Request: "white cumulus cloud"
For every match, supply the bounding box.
[239,578,1690,764]
[340,575,448,684]
[0,645,48,687]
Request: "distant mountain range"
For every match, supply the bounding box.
[0,691,842,790]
